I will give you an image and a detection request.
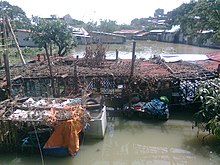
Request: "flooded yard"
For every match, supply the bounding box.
[74,114,220,165]
[1,111,220,165]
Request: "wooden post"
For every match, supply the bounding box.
[45,43,55,97]
[128,41,136,111]
[116,49,118,60]
[3,52,11,97]
[217,64,220,76]
[37,54,40,61]
[1,9,12,97]
[74,59,78,92]
[130,41,136,78]
[0,23,3,66]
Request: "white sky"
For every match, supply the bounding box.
[5,0,191,24]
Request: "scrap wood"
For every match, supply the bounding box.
[0,98,90,127]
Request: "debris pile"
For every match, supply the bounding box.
[0,97,90,126]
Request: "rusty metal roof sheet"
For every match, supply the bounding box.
[113,29,144,34]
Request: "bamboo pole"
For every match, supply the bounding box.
[5,17,26,65]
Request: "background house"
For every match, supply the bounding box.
[89,31,126,44]
[14,29,37,47]
[113,30,145,40]
[71,27,92,45]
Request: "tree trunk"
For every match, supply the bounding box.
[45,43,55,97]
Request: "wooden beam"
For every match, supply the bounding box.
[130,41,136,78]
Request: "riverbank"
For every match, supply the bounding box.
[136,30,220,49]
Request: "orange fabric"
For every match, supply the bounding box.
[44,120,83,157]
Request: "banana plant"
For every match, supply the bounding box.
[193,78,220,139]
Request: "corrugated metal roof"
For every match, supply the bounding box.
[165,25,180,33]
[113,29,143,34]
[196,51,220,70]
[15,29,32,33]
[90,31,126,37]
[149,29,165,33]
[135,32,149,37]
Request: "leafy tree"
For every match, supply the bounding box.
[193,78,220,139]
[97,19,119,33]
[119,24,135,30]
[31,17,77,57]
[166,1,197,35]
[167,0,220,40]
[131,18,148,29]
[154,8,164,17]
[0,1,31,29]
[188,0,220,40]
[85,21,98,32]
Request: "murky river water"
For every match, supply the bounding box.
[1,111,220,165]
[72,40,219,59]
[0,41,220,165]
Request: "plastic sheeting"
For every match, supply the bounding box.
[43,119,83,157]
[160,54,209,62]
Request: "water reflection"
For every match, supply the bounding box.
[0,114,220,165]
[72,115,220,165]
[72,40,219,60]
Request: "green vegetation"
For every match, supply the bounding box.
[31,17,77,57]
[0,0,219,64]
[0,47,43,65]
[167,0,220,40]
[0,1,31,29]
[193,78,220,139]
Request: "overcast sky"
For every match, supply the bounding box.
[5,0,191,24]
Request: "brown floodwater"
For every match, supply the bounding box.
[72,40,219,59]
[0,111,220,165]
[0,41,220,165]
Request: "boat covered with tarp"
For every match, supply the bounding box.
[122,96,169,120]
[43,119,84,157]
